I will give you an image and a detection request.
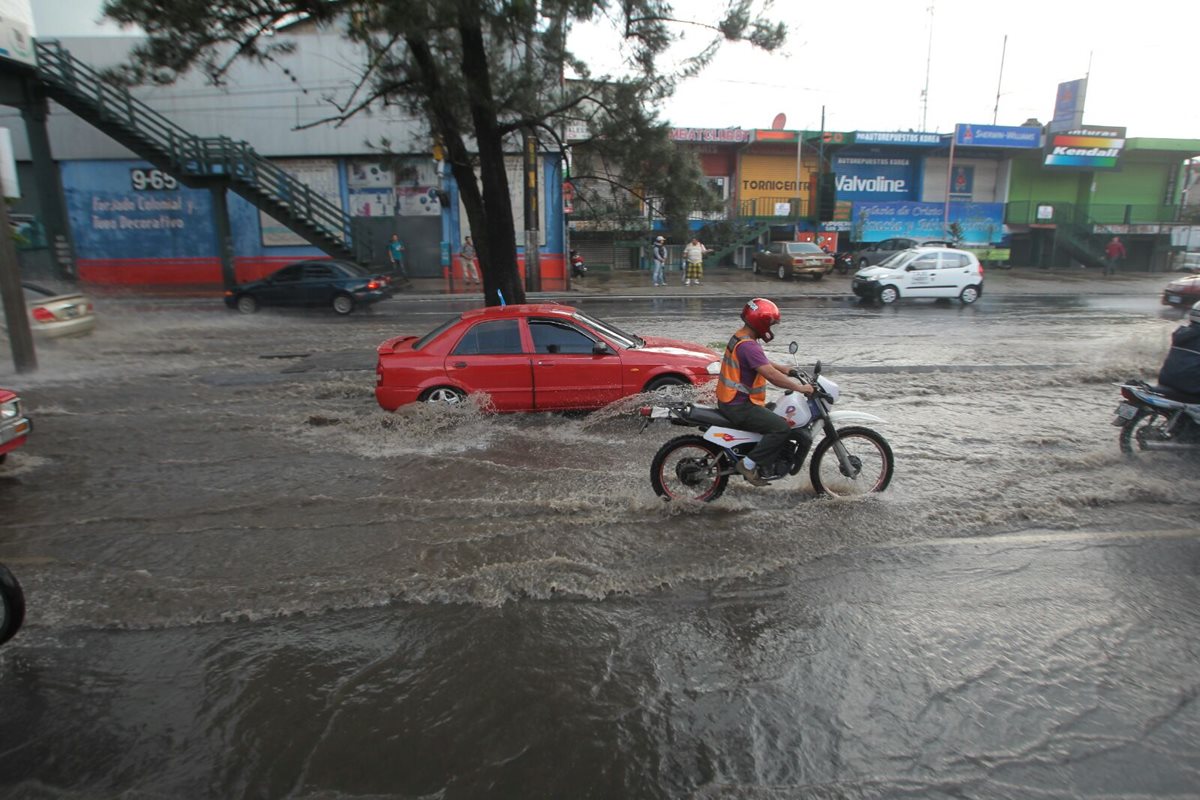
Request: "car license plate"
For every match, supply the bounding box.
[65,306,80,318]
[1115,403,1138,420]
[1167,294,1182,304]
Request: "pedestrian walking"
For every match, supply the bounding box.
[1104,236,1126,276]
[651,236,667,287]
[461,236,480,285]
[387,234,409,283]
[683,237,708,286]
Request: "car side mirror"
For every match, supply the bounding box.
[813,360,822,378]
[593,341,612,356]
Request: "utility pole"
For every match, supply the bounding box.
[992,34,1007,125]
[0,197,36,373]
[920,2,935,131]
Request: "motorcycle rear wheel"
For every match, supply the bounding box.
[651,435,729,502]
[809,427,894,497]
[0,563,26,646]
[1119,408,1166,455]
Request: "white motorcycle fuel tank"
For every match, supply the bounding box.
[700,376,881,447]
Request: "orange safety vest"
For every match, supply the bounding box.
[716,334,768,405]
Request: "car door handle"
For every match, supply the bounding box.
[536,361,555,367]
[451,361,468,369]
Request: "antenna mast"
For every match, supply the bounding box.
[992,34,1007,125]
[920,2,935,130]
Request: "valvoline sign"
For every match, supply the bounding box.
[833,156,916,202]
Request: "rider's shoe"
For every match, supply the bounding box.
[735,459,768,486]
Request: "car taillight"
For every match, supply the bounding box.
[31,307,55,322]
[978,264,985,276]
[367,280,381,290]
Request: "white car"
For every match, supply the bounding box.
[851,247,985,305]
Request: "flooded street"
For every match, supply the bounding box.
[2,289,1199,797]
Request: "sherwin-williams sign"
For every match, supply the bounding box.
[1043,126,1126,169]
[955,124,1041,148]
[833,156,915,201]
[851,201,1005,244]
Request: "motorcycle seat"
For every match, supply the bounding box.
[684,404,733,427]
[1152,384,1200,404]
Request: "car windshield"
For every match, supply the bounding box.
[573,311,641,349]
[877,250,920,268]
[786,243,823,254]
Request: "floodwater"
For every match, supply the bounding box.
[1,292,1198,798]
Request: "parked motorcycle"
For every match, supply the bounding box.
[638,342,894,502]
[570,250,587,278]
[0,563,25,646]
[1112,379,1200,455]
[835,251,856,275]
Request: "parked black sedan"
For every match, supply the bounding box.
[225,260,391,315]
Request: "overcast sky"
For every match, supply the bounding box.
[30,0,1200,140]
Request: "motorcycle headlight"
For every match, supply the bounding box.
[706,361,721,375]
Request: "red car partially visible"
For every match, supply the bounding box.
[0,388,31,464]
[375,303,721,412]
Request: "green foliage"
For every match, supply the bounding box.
[946,221,964,247]
[100,0,785,303]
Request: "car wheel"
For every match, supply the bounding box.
[812,271,825,281]
[960,285,980,304]
[777,265,789,281]
[235,294,258,314]
[332,294,355,315]
[878,285,899,304]
[421,386,467,405]
[645,376,688,401]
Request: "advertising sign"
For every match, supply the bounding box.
[851,201,1005,245]
[949,165,974,200]
[954,124,1040,149]
[854,131,942,146]
[1049,78,1088,134]
[833,156,915,202]
[0,0,35,67]
[1043,125,1126,170]
[669,128,750,144]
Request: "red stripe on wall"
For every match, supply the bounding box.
[77,256,318,286]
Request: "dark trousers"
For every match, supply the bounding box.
[718,400,795,470]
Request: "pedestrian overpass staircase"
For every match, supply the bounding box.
[25,40,367,265]
[701,221,773,268]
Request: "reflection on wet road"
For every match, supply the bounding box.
[1,292,1198,797]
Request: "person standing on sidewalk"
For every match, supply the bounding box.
[460,236,480,286]
[387,234,409,284]
[651,236,668,287]
[1104,236,1126,276]
[683,237,708,286]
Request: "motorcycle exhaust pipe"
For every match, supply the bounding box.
[1138,440,1200,452]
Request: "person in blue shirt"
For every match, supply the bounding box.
[387,234,409,283]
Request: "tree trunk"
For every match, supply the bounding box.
[457,10,525,306]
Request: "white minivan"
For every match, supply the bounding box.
[851,247,985,305]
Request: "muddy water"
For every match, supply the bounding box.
[2,295,1199,797]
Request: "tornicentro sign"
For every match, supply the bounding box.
[1043,126,1126,170]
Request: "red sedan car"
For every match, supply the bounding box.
[0,387,32,464]
[1162,274,1200,308]
[375,304,721,412]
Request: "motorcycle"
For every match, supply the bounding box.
[1112,379,1200,455]
[0,563,25,646]
[835,252,856,275]
[638,342,894,502]
[570,250,587,278]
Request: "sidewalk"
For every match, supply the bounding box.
[84,265,1176,303]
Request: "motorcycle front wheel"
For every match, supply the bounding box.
[0,563,26,646]
[1119,408,1166,455]
[809,427,894,497]
[651,435,730,502]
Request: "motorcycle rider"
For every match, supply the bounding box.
[1157,300,1200,397]
[717,298,815,485]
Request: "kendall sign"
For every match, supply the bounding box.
[1043,125,1126,170]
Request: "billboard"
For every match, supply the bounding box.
[854,131,942,146]
[851,201,1005,245]
[1043,126,1126,170]
[0,0,34,66]
[954,124,1041,149]
[1049,78,1087,134]
[833,156,916,202]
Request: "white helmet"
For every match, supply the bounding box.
[654,236,665,244]
[1190,300,1200,325]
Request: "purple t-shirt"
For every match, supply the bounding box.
[727,338,769,404]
